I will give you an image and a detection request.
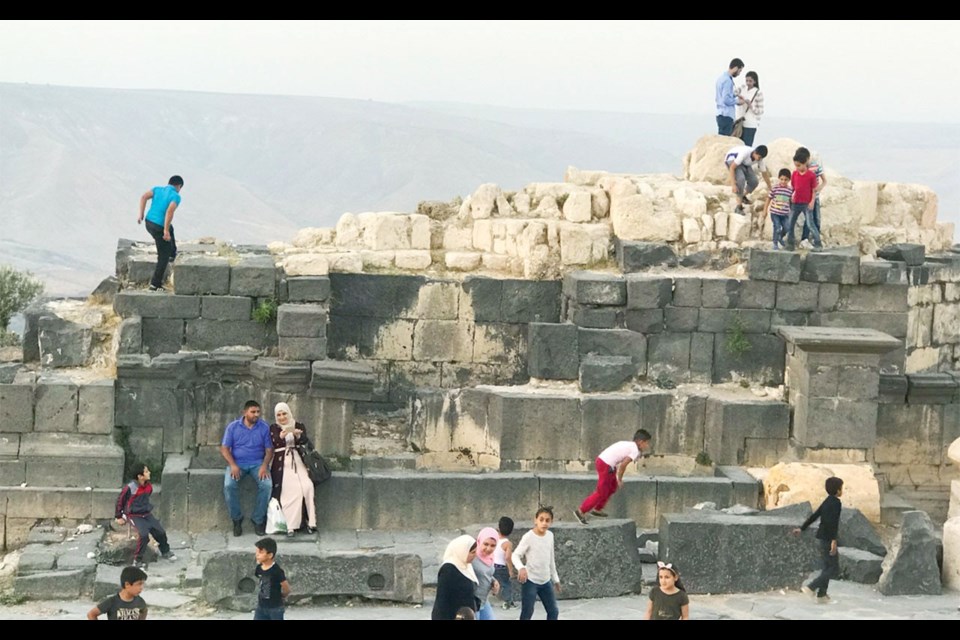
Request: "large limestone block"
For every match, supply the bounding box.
[292,227,334,249]
[949,436,960,464]
[876,183,938,230]
[562,190,593,222]
[682,134,742,184]
[610,193,681,242]
[361,213,411,251]
[335,213,362,247]
[763,462,881,523]
[943,516,960,590]
[470,183,501,219]
[282,254,329,276]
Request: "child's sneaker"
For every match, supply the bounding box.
[734,205,745,215]
[131,559,146,569]
[815,595,832,604]
[572,508,588,525]
[800,585,816,600]
[590,509,609,518]
[161,551,177,561]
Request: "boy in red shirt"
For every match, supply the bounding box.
[785,151,821,251]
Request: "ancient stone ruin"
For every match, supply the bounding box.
[2,135,958,605]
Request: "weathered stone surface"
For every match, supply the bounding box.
[577,328,647,375]
[763,462,881,523]
[276,304,327,338]
[906,372,958,404]
[616,239,677,272]
[14,569,90,600]
[879,373,908,403]
[563,271,626,306]
[672,277,701,307]
[943,516,960,591]
[579,355,635,393]
[286,276,331,302]
[462,277,502,323]
[173,257,231,295]
[839,507,887,556]
[571,306,619,329]
[664,307,699,333]
[202,550,423,607]
[712,333,785,385]
[703,395,790,466]
[748,249,801,283]
[877,243,925,266]
[0,363,21,384]
[141,318,185,356]
[37,316,93,368]
[737,280,777,309]
[801,252,860,284]
[310,360,375,401]
[839,547,884,584]
[415,281,459,320]
[878,510,942,595]
[77,379,115,435]
[500,280,562,324]
[700,278,741,308]
[528,323,579,380]
[489,391,581,461]
[34,378,78,433]
[698,308,771,333]
[835,284,909,313]
[625,275,672,309]
[229,256,277,297]
[117,316,142,354]
[860,259,894,285]
[777,325,902,354]
[659,511,819,593]
[0,382,34,433]
[413,320,473,362]
[201,296,252,321]
[114,292,200,319]
[185,319,277,351]
[624,309,663,333]
[775,282,820,312]
[89,275,120,305]
[646,333,691,381]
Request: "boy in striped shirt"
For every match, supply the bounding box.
[765,169,793,250]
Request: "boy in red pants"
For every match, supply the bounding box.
[574,429,652,524]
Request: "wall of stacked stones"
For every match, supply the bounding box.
[326,273,547,408]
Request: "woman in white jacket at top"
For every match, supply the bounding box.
[736,71,765,146]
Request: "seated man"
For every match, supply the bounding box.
[221,400,274,536]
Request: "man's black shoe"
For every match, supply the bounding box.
[233,520,243,537]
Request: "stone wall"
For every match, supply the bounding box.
[327,274,542,408]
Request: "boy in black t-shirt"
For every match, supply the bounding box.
[254,537,291,620]
[87,566,148,620]
[792,476,844,603]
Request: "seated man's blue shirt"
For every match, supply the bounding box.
[222,418,272,466]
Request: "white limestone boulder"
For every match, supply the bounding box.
[763,462,881,523]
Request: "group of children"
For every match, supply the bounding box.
[93,441,844,620]
[725,143,826,252]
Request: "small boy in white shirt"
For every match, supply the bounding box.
[574,429,652,524]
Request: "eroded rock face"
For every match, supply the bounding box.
[878,510,942,595]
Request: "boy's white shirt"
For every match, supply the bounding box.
[512,529,560,585]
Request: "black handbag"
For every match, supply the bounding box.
[296,441,332,485]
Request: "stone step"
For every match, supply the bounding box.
[352,454,418,472]
[14,433,124,489]
[885,488,951,525]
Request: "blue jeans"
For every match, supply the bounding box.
[224,463,272,524]
[801,196,823,247]
[519,580,559,620]
[806,538,839,597]
[253,604,285,620]
[741,127,757,146]
[477,600,496,620]
[786,203,819,250]
[493,564,514,605]
[716,115,733,136]
[771,215,787,249]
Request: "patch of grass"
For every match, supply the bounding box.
[252,298,278,325]
[725,314,752,359]
[0,592,27,606]
[654,374,677,390]
[695,451,713,466]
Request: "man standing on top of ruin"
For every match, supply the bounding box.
[716,58,744,136]
[138,175,183,292]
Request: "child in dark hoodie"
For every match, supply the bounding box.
[115,463,176,567]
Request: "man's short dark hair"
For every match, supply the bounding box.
[825,477,844,496]
[131,462,148,480]
[729,58,744,70]
[754,145,768,158]
[256,537,277,556]
[633,429,652,442]
[120,565,147,587]
[778,168,792,180]
[168,175,184,187]
[244,400,261,411]
[498,516,514,536]
[794,146,811,164]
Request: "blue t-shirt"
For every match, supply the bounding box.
[145,185,182,226]
[222,417,272,466]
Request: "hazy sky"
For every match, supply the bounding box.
[2,20,960,122]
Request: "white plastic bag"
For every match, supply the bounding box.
[266,497,287,534]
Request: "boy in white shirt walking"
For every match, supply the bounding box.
[513,506,561,620]
[574,429,652,524]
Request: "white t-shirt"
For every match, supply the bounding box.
[512,529,559,585]
[735,86,762,127]
[725,145,767,173]
[598,440,641,468]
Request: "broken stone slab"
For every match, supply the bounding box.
[756,501,813,523]
[463,519,642,599]
[659,511,819,593]
[201,550,422,608]
[747,249,801,283]
[721,504,759,515]
[877,243,925,266]
[878,510,942,595]
[578,355,635,393]
[839,547,884,584]
[16,545,58,573]
[90,275,120,305]
[616,239,677,272]
[38,315,93,368]
[839,507,887,556]
[0,362,22,384]
[14,568,92,600]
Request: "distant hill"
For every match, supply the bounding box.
[1,84,956,297]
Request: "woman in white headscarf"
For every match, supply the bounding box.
[268,402,317,537]
[432,535,479,620]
